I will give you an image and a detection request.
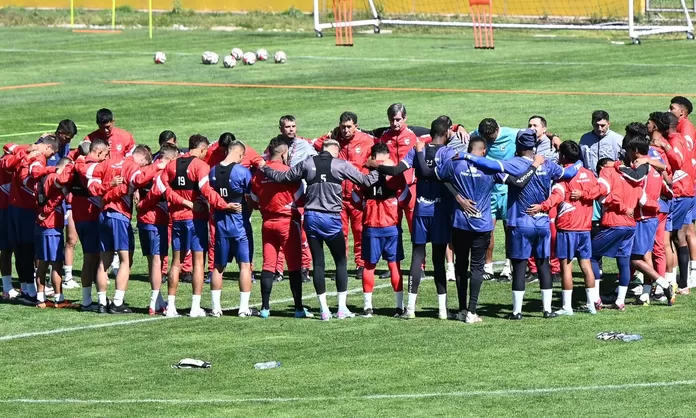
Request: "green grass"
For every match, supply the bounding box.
[1,27,696,417]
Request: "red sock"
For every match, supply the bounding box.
[388,261,402,292]
[363,263,376,293]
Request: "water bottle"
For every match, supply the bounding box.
[620,334,642,342]
[254,361,281,370]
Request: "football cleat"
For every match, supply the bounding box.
[238,307,260,317]
[301,268,311,283]
[61,279,80,290]
[165,308,181,318]
[181,272,193,284]
[336,309,356,319]
[259,309,270,319]
[465,312,483,324]
[273,272,284,283]
[2,289,19,300]
[17,293,38,305]
[555,308,574,316]
[635,298,650,306]
[525,273,539,284]
[36,300,55,309]
[506,312,523,320]
[438,309,448,320]
[482,272,493,281]
[678,287,690,295]
[54,300,78,309]
[361,308,374,318]
[189,307,207,318]
[392,307,405,318]
[356,266,364,281]
[664,283,675,306]
[108,302,133,314]
[543,311,557,319]
[320,311,332,321]
[446,268,456,282]
[379,271,391,280]
[294,308,314,319]
[210,309,223,318]
[401,309,416,320]
[611,303,626,311]
[80,303,100,313]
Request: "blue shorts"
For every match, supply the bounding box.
[362,226,402,264]
[215,235,251,266]
[138,223,168,257]
[76,220,100,254]
[666,211,673,232]
[671,197,694,231]
[34,226,64,262]
[0,209,9,251]
[8,205,36,246]
[411,215,451,245]
[491,193,507,221]
[632,218,659,255]
[304,211,342,241]
[98,212,135,253]
[556,230,592,260]
[592,227,635,259]
[509,226,550,260]
[172,219,208,253]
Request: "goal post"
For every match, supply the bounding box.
[313,0,695,42]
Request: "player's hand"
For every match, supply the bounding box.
[533,154,545,167]
[256,159,266,168]
[635,157,649,166]
[193,201,206,212]
[625,207,634,218]
[526,204,542,216]
[570,190,583,201]
[415,140,425,153]
[183,200,194,210]
[364,158,379,169]
[226,202,242,213]
[110,176,124,187]
[37,213,47,222]
[551,134,561,150]
[455,126,470,142]
[456,196,479,217]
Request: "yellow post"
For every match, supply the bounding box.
[149,0,153,39]
[70,0,74,27]
[111,0,116,30]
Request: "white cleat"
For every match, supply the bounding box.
[500,265,512,280]
[464,312,483,324]
[2,289,20,300]
[189,307,207,318]
[438,309,448,320]
[165,308,181,318]
[61,279,80,290]
[555,308,574,316]
[209,309,223,318]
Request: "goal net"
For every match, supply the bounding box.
[313,0,695,43]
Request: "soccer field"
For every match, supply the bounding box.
[2,27,696,417]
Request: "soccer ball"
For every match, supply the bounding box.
[256,48,269,61]
[274,51,287,64]
[243,52,257,65]
[231,48,244,60]
[201,51,219,65]
[223,55,237,68]
[154,51,166,64]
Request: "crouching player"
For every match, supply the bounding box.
[360,143,406,318]
[35,158,77,309]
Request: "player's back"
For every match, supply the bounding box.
[445,158,500,232]
[413,144,453,217]
[251,160,301,221]
[507,159,557,228]
[71,157,103,223]
[164,154,206,221]
[667,132,695,197]
[35,172,66,229]
[362,167,403,229]
[599,166,638,227]
[210,162,251,237]
[555,167,596,231]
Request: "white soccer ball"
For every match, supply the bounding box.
[201,51,219,65]
[256,48,269,61]
[243,51,257,65]
[223,55,237,68]
[154,51,166,64]
[231,48,244,60]
[274,51,287,64]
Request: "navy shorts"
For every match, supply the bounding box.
[172,219,208,253]
[138,223,168,257]
[0,209,9,251]
[509,226,550,260]
[592,226,635,259]
[8,205,36,246]
[632,218,659,255]
[362,226,402,264]
[411,215,451,245]
[76,220,100,254]
[304,211,342,241]
[98,212,135,252]
[671,197,693,231]
[215,234,251,266]
[34,226,64,262]
[556,230,592,260]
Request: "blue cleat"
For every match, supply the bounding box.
[260,309,270,319]
[295,308,314,319]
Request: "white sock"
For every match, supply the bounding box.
[585,288,594,308]
[211,289,221,312]
[191,294,202,311]
[338,291,348,312]
[63,266,73,282]
[561,289,572,311]
[239,291,250,312]
[437,293,447,312]
[113,289,125,307]
[512,290,525,314]
[541,289,553,313]
[167,295,176,311]
[26,283,37,297]
[484,263,494,275]
[54,293,64,303]
[318,293,329,313]
[616,286,628,305]
[407,292,417,311]
[20,282,27,294]
[505,259,511,269]
[82,287,92,306]
[2,275,12,293]
[111,254,119,270]
[395,291,403,310]
[656,276,670,290]
[363,292,373,310]
[97,291,107,305]
[666,271,677,285]
[37,291,45,302]
[595,279,601,298]
[446,262,455,273]
[150,290,159,310]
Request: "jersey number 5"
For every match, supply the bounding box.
[320,174,327,182]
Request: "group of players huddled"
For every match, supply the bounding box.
[2,96,695,322]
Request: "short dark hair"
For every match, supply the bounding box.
[158,130,176,146]
[478,118,499,141]
[339,111,358,125]
[371,142,390,158]
[279,115,296,127]
[649,112,671,133]
[218,132,236,148]
[624,135,650,156]
[625,122,648,139]
[430,118,450,140]
[188,134,209,150]
[671,96,693,115]
[228,140,246,153]
[39,135,59,152]
[89,138,109,153]
[591,110,610,123]
[387,103,406,119]
[268,138,288,155]
[559,140,581,163]
[597,157,613,174]
[158,143,179,160]
[57,119,77,137]
[133,145,153,163]
[96,108,114,125]
[467,135,487,152]
[528,115,547,127]
[436,115,453,128]
[667,112,679,129]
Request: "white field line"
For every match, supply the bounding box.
[1,380,694,404]
[1,48,696,68]
[0,281,396,343]
[36,123,88,127]
[0,130,51,138]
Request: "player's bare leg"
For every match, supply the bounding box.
[445,243,455,282]
[672,225,690,293]
[165,249,184,317]
[147,254,166,316]
[48,261,73,308]
[63,214,79,289]
[687,224,696,287]
[556,259,575,315]
[210,264,225,317]
[79,253,98,310]
[361,262,377,317]
[95,257,110,313]
[107,249,132,312]
[1,249,18,299]
[188,251,206,318]
[578,258,598,312]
